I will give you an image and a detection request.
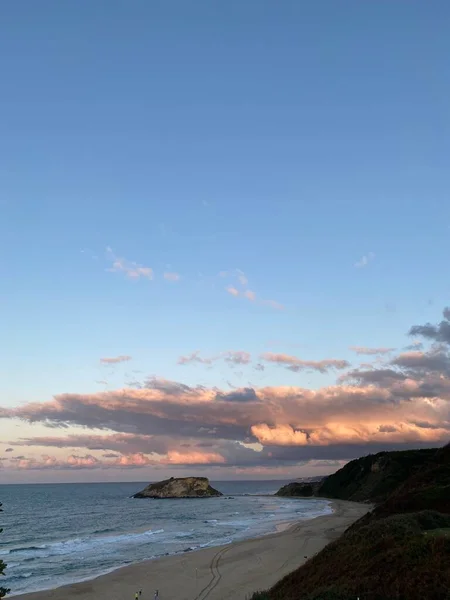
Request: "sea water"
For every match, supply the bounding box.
[0,481,332,596]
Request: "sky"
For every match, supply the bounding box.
[1,1,449,483]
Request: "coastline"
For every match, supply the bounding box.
[11,499,370,600]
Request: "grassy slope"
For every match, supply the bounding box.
[252,443,450,600]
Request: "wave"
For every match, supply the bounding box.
[1,529,165,558]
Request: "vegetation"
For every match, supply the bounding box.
[276,482,322,497]
[251,443,450,600]
[0,503,9,598]
[316,447,437,503]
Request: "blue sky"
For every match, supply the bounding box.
[1,1,449,481]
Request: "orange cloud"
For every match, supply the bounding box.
[251,424,309,446]
[2,308,450,471]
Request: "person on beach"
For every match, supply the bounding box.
[154,590,159,600]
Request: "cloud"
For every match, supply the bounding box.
[263,299,284,310]
[100,355,132,365]
[223,269,283,310]
[106,247,153,280]
[251,424,308,446]
[162,451,226,465]
[226,285,240,297]
[4,448,13,452]
[354,252,375,268]
[378,425,398,433]
[350,346,395,356]
[2,310,450,471]
[224,351,251,365]
[409,308,450,344]
[391,350,450,375]
[216,388,259,403]
[177,351,213,365]
[163,272,180,282]
[177,350,251,367]
[261,352,350,373]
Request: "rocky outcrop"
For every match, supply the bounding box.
[276,480,323,497]
[133,476,223,499]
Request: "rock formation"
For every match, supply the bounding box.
[133,476,223,499]
[276,480,324,497]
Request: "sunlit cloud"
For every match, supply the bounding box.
[1,309,450,473]
[100,355,132,365]
[106,247,153,280]
[261,352,350,373]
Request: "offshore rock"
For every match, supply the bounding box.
[133,476,223,499]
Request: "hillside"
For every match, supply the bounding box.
[316,447,437,503]
[252,443,450,600]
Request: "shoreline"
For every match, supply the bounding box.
[12,499,371,600]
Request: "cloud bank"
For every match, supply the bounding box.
[1,309,449,473]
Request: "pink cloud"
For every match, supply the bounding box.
[106,247,153,280]
[100,355,132,364]
[226,285,240,297]
[162,451,226,465]
[261,352,350,373]
[2,309,450,472]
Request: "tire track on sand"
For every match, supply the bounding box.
[193,546,231,600]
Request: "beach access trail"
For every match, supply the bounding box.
[13,499,370,600]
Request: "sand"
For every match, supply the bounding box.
[13,499,370,600]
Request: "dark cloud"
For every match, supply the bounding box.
[342,368,406,386]
[4,448,14,452]
[1,309,450,471]
[410,420,450,431]
[216,388,259,403]
[378,425,398,433]
[409,309,450,344]
[391,350,450,375]
[444,307,450,321]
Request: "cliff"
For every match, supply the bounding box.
[276,480,323,497]
[133,476,223,499]
[253,443,450,600]
[276,447,438,503]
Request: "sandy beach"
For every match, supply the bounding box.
[12,499,370,600]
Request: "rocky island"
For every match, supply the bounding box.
[133,476,223,499]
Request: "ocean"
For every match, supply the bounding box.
[0,481,332,596]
